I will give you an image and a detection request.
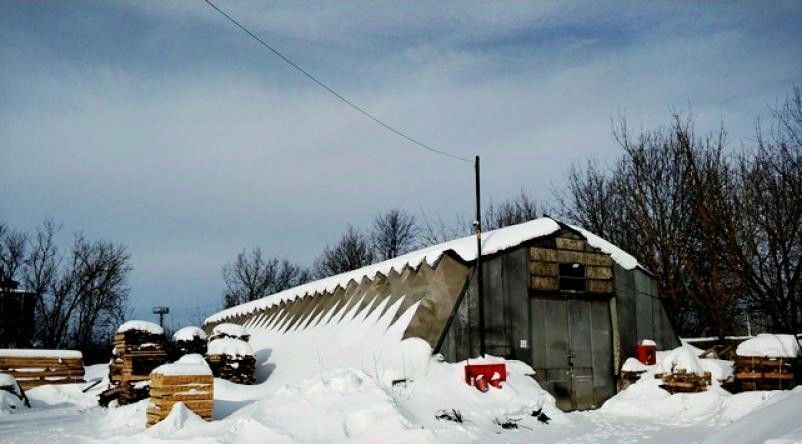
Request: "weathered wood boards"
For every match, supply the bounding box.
[0,350,84,391]
[734,356,796,391]
[528,234,615,294]
[106,328,168,405]
[147,373,213,427]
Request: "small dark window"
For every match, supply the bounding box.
[559,263,586,292]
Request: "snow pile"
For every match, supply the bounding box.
[622,357,649,372]
[146,402,208,437]
[207,338,253,357]
[210,323,250,341]
[704,387,802,444]
[655,344,707,376]
[152,354,211,376]
[0,391,24,415]
[0,349,82,359]
[736,334,801,358]
[172,326,207,342]
[116,320,164,335]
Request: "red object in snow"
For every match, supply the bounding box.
[636,341,657,365]
[464,363,506,392]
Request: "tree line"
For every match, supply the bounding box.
[0,220,131,355]
[223,88,801,338]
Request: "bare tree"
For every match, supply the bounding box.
[313,226,375,278]
[222,247,311,308]
[483,190,542,230]
[1,220,132,349]
[0,223,27,284]
[370,209,418,260]
[732,88,802,332]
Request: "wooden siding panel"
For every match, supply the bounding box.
[555,238,585,251]
[529,261,559,276]
[530,276,559,291]
[586,266,613,280]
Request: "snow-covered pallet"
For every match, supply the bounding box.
[172,326,208,358]
[0,349,84,391]
[734,357,796,391]
[657,369,711,393]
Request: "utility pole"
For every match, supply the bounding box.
[474,155,486,357]
[152,306,169,328]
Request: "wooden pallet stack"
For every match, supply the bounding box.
[171,326,208,359]
[146,355,213,427]
[734,356,795,391]
[0,349,84,391]
[656,369,711,394]
[103,321,168,406]
[206,338,255,385]
[207,323,250,342]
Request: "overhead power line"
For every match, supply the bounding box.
[203,0,472,164]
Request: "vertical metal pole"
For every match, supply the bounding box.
[475,155,486,357]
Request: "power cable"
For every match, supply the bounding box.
[203,0,472,164]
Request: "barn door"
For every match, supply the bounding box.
[530,297,613,411]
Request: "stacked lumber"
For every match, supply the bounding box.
[656,369,711,394]
[0,349,84,391]
[104,320,168,406]
[146,355,213,427]
[208,323,250,342]
[171,326,208,358]
[734,356,796,391]
[206,338,255,385]
[734,334,800,391]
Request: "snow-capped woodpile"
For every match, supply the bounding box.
[147,354,213,427]
[734,334,800,391]
[653,346,712,393]
[207,323,250,342]
[171,326,208,358]
[103,320,168,406]
[206,338,255,384]
[0,349,84,391]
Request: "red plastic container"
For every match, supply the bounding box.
[464,363,506,391]
[635,341,657,365]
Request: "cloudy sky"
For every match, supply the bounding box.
[2,1,800,326]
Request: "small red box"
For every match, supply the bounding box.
[464,363,507,387]
[635,342,657,365]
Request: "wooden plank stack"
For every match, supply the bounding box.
[0,349,84,391]
[105,321,168,406]
[206,338,255,385]
[146,356,214,427]
[734,356,796,391]
[656,369,711,394]
[171,326,208,359]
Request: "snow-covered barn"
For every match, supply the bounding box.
[205,217,678,411]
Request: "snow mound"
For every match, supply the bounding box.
[147,402,208,436]
[207,338,253,357]
[172,326,207,342]
[736,334,800,358]
[622,357,649,372]
[152,354,211,376]
[704,387,802,444]
[210,323,250,340]
[0,373,17,389]
[655,344,707,376]
[117,320,164,335]
[0,390,24,415]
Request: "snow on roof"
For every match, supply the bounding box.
[0,349,82,359]
[152,354,211,376]
[206,217,644,324]
[172,326,207,342]
[736,334,800,358]
[117,320,164,335]
[207,338,254,357]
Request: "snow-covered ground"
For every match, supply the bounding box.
[1,354,800,444]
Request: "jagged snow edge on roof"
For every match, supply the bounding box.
[205,218,643,324]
